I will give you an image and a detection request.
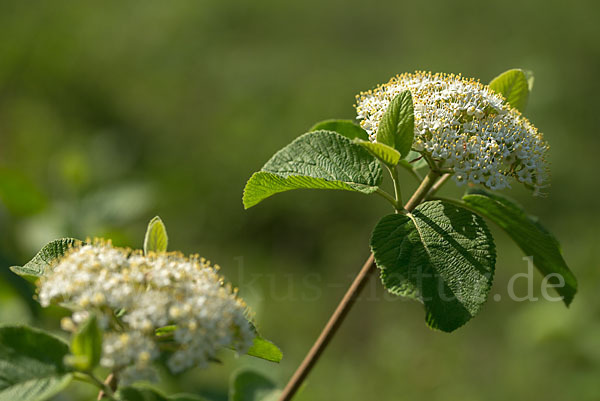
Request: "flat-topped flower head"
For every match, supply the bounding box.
[38,240,254,383]
[355,71,549,193]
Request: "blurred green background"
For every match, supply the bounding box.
[1,0,599,400]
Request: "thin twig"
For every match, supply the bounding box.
[96,373,117,401]
[426,172,451,199]
[422,152,439,172]
[278,254,376,401]
[403,169,441,212]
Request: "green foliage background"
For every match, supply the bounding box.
[0,0,598,400]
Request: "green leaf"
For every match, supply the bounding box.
[243,131,382,209]
[376,90,414,157]
[155,325,177,337]
[229,370,280,401]
[143,216,169,255]
[246,337,283,363]
[354,139,401,167]
[461,189,577,305]
[244,173,361,209]
[67,315,102,371]
[119,387,208,401]
[309,119,369,141]
[0,325,72,401]
[370,200,496,332]
[489,69,530,112]
[10,238,83,282]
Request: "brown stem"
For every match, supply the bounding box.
[404,169,441,212]
[278,254,376,401]
[426,173,451,199]
[97,373,118,400]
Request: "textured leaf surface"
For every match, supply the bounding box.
[354,139,401,166]
[229,370,280,401]
[246,337,282,363]
[309,119,369,141]
[10,238,82,281]
[489,69,529,112]
[243,131,382,208]
[143,216,169,255]
[376,90,414,157]
[0,326,72,401]
[462,189,577,305]
[371,200,496,332]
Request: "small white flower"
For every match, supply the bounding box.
[355,71,550,192]
[37,241,255,377]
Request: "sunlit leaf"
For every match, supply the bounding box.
[376,90,414,157]
[489,69,529,112]
[10,238,83,282]
[354,139,401,167]
[309,119,369,141]
[144,216,169,255]
[246,337,283,363]
[243,131,382,208]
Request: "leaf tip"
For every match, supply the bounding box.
[561,287,576,307]
[143,215,169,255]
[242,173,263,209]
[242,198,255,210]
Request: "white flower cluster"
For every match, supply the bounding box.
[37,241,254,384]
[355,71,549,192]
